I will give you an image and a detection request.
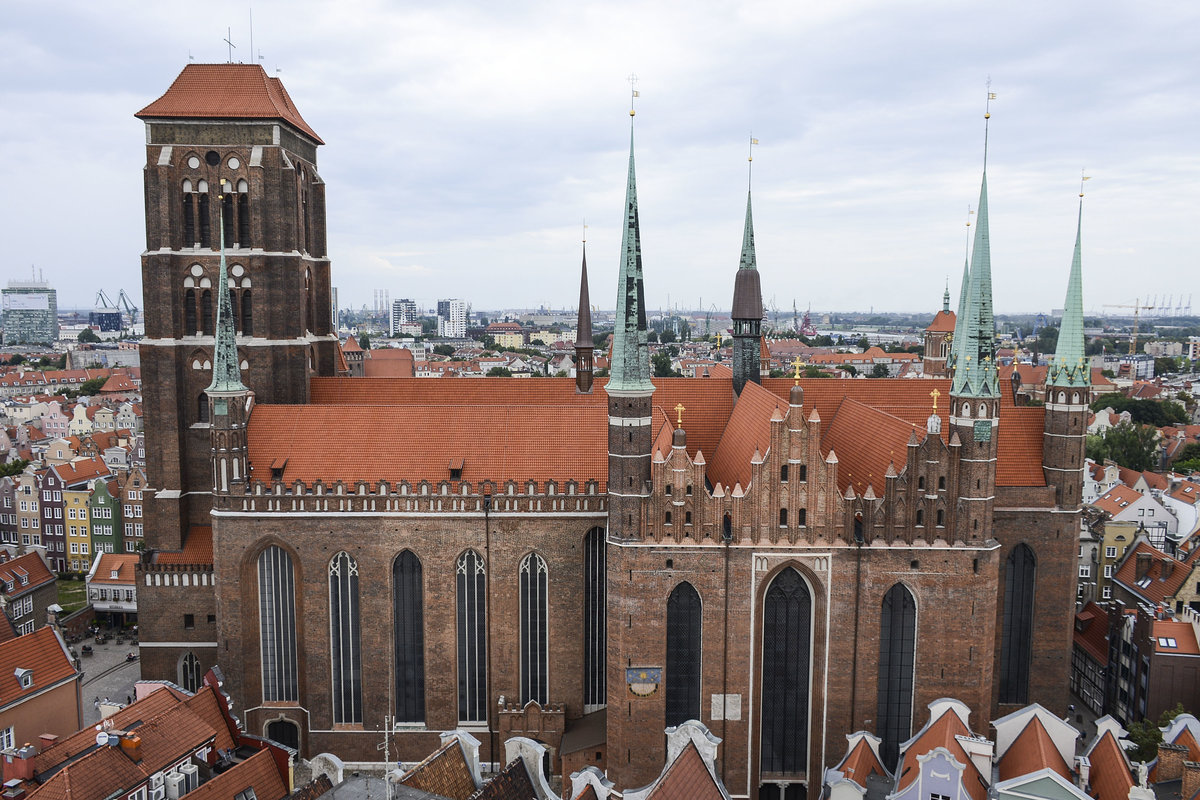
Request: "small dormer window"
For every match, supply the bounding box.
[111,569,120,579]
[14,668,33,689]
[448,458,464,482]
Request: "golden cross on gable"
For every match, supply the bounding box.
[675,403,686,425]
[792,356,803,384]
[930,388,940,413]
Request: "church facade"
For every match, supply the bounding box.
[135,64,1086,800]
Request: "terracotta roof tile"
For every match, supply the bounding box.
[90,554,138,584]
[647,741,724,800]
[896,711,987,800]
[0,626,76,706]
[399,738,478,800]
[1086,731,1134,800]
[1074,602,1110,665]
[997,716,1071,782]
[709,382,787,491]
[187,748,288,800]
[136,64,323,143]
[1112,540,1189,605]
[835,737,888,785]
[0,551,56,594]
[1152,620,1200,655]
[35,688,184,773]
[469,758,536,800]
[822,397,923,495]
[1092,485,1143,517]
[156,526,213,566]
[926,310,956,333]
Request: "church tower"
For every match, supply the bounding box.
[575,243,594,393]
[605,111,655,542]
[1042,197,1090,509]
[731,162,764,395]
[135,64,339,550]
[947,110,999,546]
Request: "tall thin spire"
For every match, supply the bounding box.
[950,95,998,399]
[1049,191,1089,388]
[732,137,764,395]
[943,278,950,313]
[608,102,653,393]
[575,236,595,394]
[208,181,246,394]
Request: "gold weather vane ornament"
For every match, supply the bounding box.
[675,403,686,426]
[792,355,803,384]
[930,388,940,413]
[1080,170,1091,198]
[628,73,639,116]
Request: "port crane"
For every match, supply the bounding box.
[1103,299,1154,354]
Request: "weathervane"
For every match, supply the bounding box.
[748,135,759,188]
[1079,169,1091,198]
[224,27,237,62]
[628,73,639,117]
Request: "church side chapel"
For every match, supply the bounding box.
[134,64,1086,799]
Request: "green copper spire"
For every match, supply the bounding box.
[207,187,247,395]
[950,170,999,398]
[739,191,757,271]
[608,126,653,393]
[943,279,951,313]
[1049,200,1089,388]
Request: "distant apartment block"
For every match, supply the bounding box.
[437,298,467,338]
[391,298,418,336]
[2,278,58,345]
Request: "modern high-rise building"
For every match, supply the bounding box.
[2,276,58,345]
[391,298,418,336]
[436,298,467,338]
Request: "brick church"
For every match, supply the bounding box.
[134,64,1088,799]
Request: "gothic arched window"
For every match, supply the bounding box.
[999,544,1036,704]
[182,187,195,247]
[584,528,606,710]
[329,551,362,724]
[237,179,250,246]
[877,584,916,767]
[198,191,211,248]
[456,550,487,723]
[201,289,214,336]
[185,288,197,334]
[241,289,253,336]
[519,553,549,704]
[179,651,202,693]
[393,550,425,722]
[761,567,812,777]
[258,545,298,702]
[666,582,701,727]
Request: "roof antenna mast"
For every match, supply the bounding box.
[249,3,254,66]
[223,27,237,63]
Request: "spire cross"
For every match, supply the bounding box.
[747,135,759,189]
[983,79,996,169]
[627,73,639,116]
[675,403,686,426]
[930,388,940,413]
[792,356,803,384]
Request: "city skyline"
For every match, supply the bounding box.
[4,1,1198,315]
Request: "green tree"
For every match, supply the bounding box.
[871,363,889,378]
[647,330,659,344]
[1174,443,1200,465]
[769,369,785,378]
[660,329,677,344]
[433,344,455,357]
[358,334,371,350]
[842,364,858,377]
[1126,718,1162,763]
[803,365,832,378]
[0,459,30,478]
[1093,422,1160,471]
[486,366,512,377]
[530,339,546,347]
[1036,325,1059,354]
[856,336,870,351]
[652,351,678,378]
[1154,356,1181,376]
[77,328,101,343]
[1090,393,1187,426]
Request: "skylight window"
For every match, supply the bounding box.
[1158,637,1178,648]
[1136,577,1153,588]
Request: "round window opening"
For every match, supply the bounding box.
[187,155,200,169]
[205,150,220,166]
[228,156,241,170]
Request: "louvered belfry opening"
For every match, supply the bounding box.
[393,550,425,722]
[665,582,701,727]
[760,567,811,777]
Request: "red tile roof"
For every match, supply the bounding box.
[90,554,139,585]
[0,551,56,595]
[136,64,323,144]
[34,688,185,773]
[1074,602,1110,665]
[997,716,1071,782]
[926,310,956,333]
[156,526,214,566]
[823,397,922,495]
[646,741,723,800]
[341,337,362,353]
[1092,485,1143,517]
[896,710,987,800]
[1152,620,1200,655]
[187,749,287,800]
[1086,731,1134,800]
[399,738,478,800]
[709,382,787,491]
[1112,540,1190,605]
[0,626,76,706]
[835,737,888,785]
[471,758,536,800]
[50,457,111,487]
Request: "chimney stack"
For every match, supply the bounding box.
[1136,552,1153,580]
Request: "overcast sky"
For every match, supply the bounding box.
[4,1,1198,317]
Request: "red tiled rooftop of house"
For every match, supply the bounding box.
[0,551,56,594]
[835,737,888,786]
[399,738,478,800]
[1112,540,1189,605]
[1152,620,1200,656]
[997,716,1071,782]
[470,758,535,800]
[896,710,987,800]
[136,63,323,143]
[647,741,724,800]
[0,626,75,706]
[1092,485,1143,516]
[1074,602,1109,665]
[1086,731,1133,800]
[926,310,956,333]
[156,526,214,566]
[90,554,139,584]
[187,748,287,800]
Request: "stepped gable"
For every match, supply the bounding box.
[997,716,1071,782]
[1084,730,1134,800]
[823,397,924,495]
[398,737,478,800]
[135,63,323,143]
[154,526,213,566]
[895,711,988,800]
[186,748,287,800]
[708,380,788,491]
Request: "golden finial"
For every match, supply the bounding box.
[628,73,639,117]
[1080,170,1091,198]
[675,403,686,426]
[792,355,803,384]
[930,388,940,413]
[583,219,588,244]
